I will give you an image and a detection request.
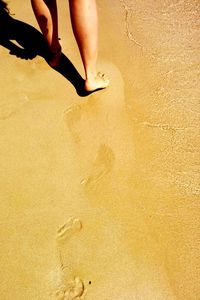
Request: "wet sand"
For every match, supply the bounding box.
[0,0,199,299]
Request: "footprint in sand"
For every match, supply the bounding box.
[63,96,99,144]
[81,144,115,190]
[55,218,86,299]
[64,277,85,300]
[55,277,85,300]
[57,217,82,241]
[63,105,83,143]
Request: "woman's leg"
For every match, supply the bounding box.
[68,0,109,91]
[31,0,61,66]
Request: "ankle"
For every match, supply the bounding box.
[50,39,61,53]
[85,68,97,80]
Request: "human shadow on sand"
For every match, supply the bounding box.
[0,1,89,97]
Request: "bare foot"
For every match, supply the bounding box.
[85,72,110,92]
[48,44,62,68]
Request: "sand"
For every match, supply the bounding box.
[0,0,199,299]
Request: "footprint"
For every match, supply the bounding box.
[64,277,85,300]
[55,277,85,300]
[63,105,82,143]
[81,144,115,190]
[57,217,82,241]
[55,218,85,299]
[63,95,99,145]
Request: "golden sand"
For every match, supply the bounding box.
[0,0,199,299]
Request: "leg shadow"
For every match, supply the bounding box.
[53,55,90,97]
[0,1,90,97]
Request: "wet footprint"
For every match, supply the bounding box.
[81,144,115,190]
[57,217,82,241]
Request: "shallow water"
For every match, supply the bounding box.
[0,0,199,299]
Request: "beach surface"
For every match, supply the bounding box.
[0,0,199,299]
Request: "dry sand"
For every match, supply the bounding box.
[0,0,199,299]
